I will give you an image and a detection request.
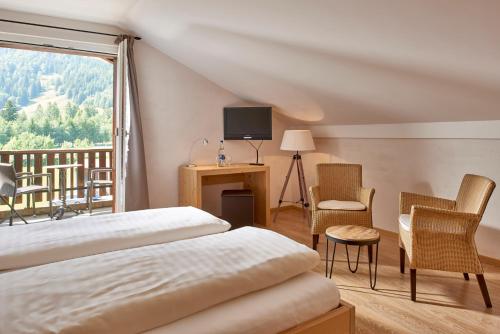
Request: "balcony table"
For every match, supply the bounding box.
[46,163,83,219]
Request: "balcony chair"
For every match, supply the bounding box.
[87,168,113,214]
[0,163,53,225]
[309,163,375,251]
[399,174,496,307]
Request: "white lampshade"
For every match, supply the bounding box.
[280,130,316,152]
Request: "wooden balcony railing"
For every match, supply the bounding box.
[0,147,113,215]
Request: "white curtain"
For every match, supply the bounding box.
[114,35,149,212]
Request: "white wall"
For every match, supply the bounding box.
[302,138,500,259]
[134,42,295,215]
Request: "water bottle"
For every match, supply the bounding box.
[217,140,226,167]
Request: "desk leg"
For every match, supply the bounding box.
[195,175,203,208]
[244,171,270,226]
[179,169,202,208]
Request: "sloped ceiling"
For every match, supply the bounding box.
[1,0,500,124]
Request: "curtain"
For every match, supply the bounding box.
[115,35,150,212]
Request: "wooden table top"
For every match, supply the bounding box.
[182,163,268,172]
[326,225,380,243]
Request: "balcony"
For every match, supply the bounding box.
[0,147,113,221]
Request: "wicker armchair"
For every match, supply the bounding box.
[309,163,375,250]
[399,174,496,307]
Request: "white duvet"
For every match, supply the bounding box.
[147,271,340,334]
[0,227,320,334]
[0,206,230,271]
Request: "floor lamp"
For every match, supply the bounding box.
[273,130,316,222]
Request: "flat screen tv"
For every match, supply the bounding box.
[224,106,272,140]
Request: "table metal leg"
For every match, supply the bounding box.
[346,244,361,273]
[329,242,336,279]
[61,169,66,207]
[368,243,379,290]
[325,238,329,277]
[55,169,67,220]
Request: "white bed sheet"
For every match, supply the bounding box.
[0,227,320,334]
[0,206,231,271]
[147,271,341,334]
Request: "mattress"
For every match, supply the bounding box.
[147,271,341,334]
[0,206,230,271]
[0,227,320,334]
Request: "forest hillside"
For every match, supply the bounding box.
[0,48,113,150]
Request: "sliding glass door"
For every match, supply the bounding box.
[0,45,117,219]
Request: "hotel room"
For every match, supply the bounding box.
[0,1,499,333]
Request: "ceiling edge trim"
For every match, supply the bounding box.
[310,121,500,139]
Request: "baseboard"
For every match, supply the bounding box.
[374,227,398,238]
[375,227,500,266]
[477,254,500,266]
[270,205,303,213]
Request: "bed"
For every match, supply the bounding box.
[0,206,230,271]
[0,226,354,334]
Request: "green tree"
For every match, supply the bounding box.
[61,138,91,148]
[10,110,29,135]
[64,102,78,119]
[0,99,19,121]
[46,102,61,119]
[2,132,55,150]
[0,118,10,146]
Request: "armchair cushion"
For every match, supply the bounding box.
[399,214,411,231]
[317,200,366,211]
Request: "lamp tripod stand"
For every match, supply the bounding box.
[273,151,309,222]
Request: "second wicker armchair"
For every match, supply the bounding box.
[399,174,496,307]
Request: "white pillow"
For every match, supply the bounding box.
[399,214,411,231]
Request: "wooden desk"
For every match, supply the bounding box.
[179,164,270,226]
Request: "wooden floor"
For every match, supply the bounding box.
[268,208,500,334]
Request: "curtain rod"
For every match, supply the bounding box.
[0,18,141,40]
[0,39,117,57]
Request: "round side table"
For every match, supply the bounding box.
[325,225,380,290]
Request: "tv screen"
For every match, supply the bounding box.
[224,106,272,140]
